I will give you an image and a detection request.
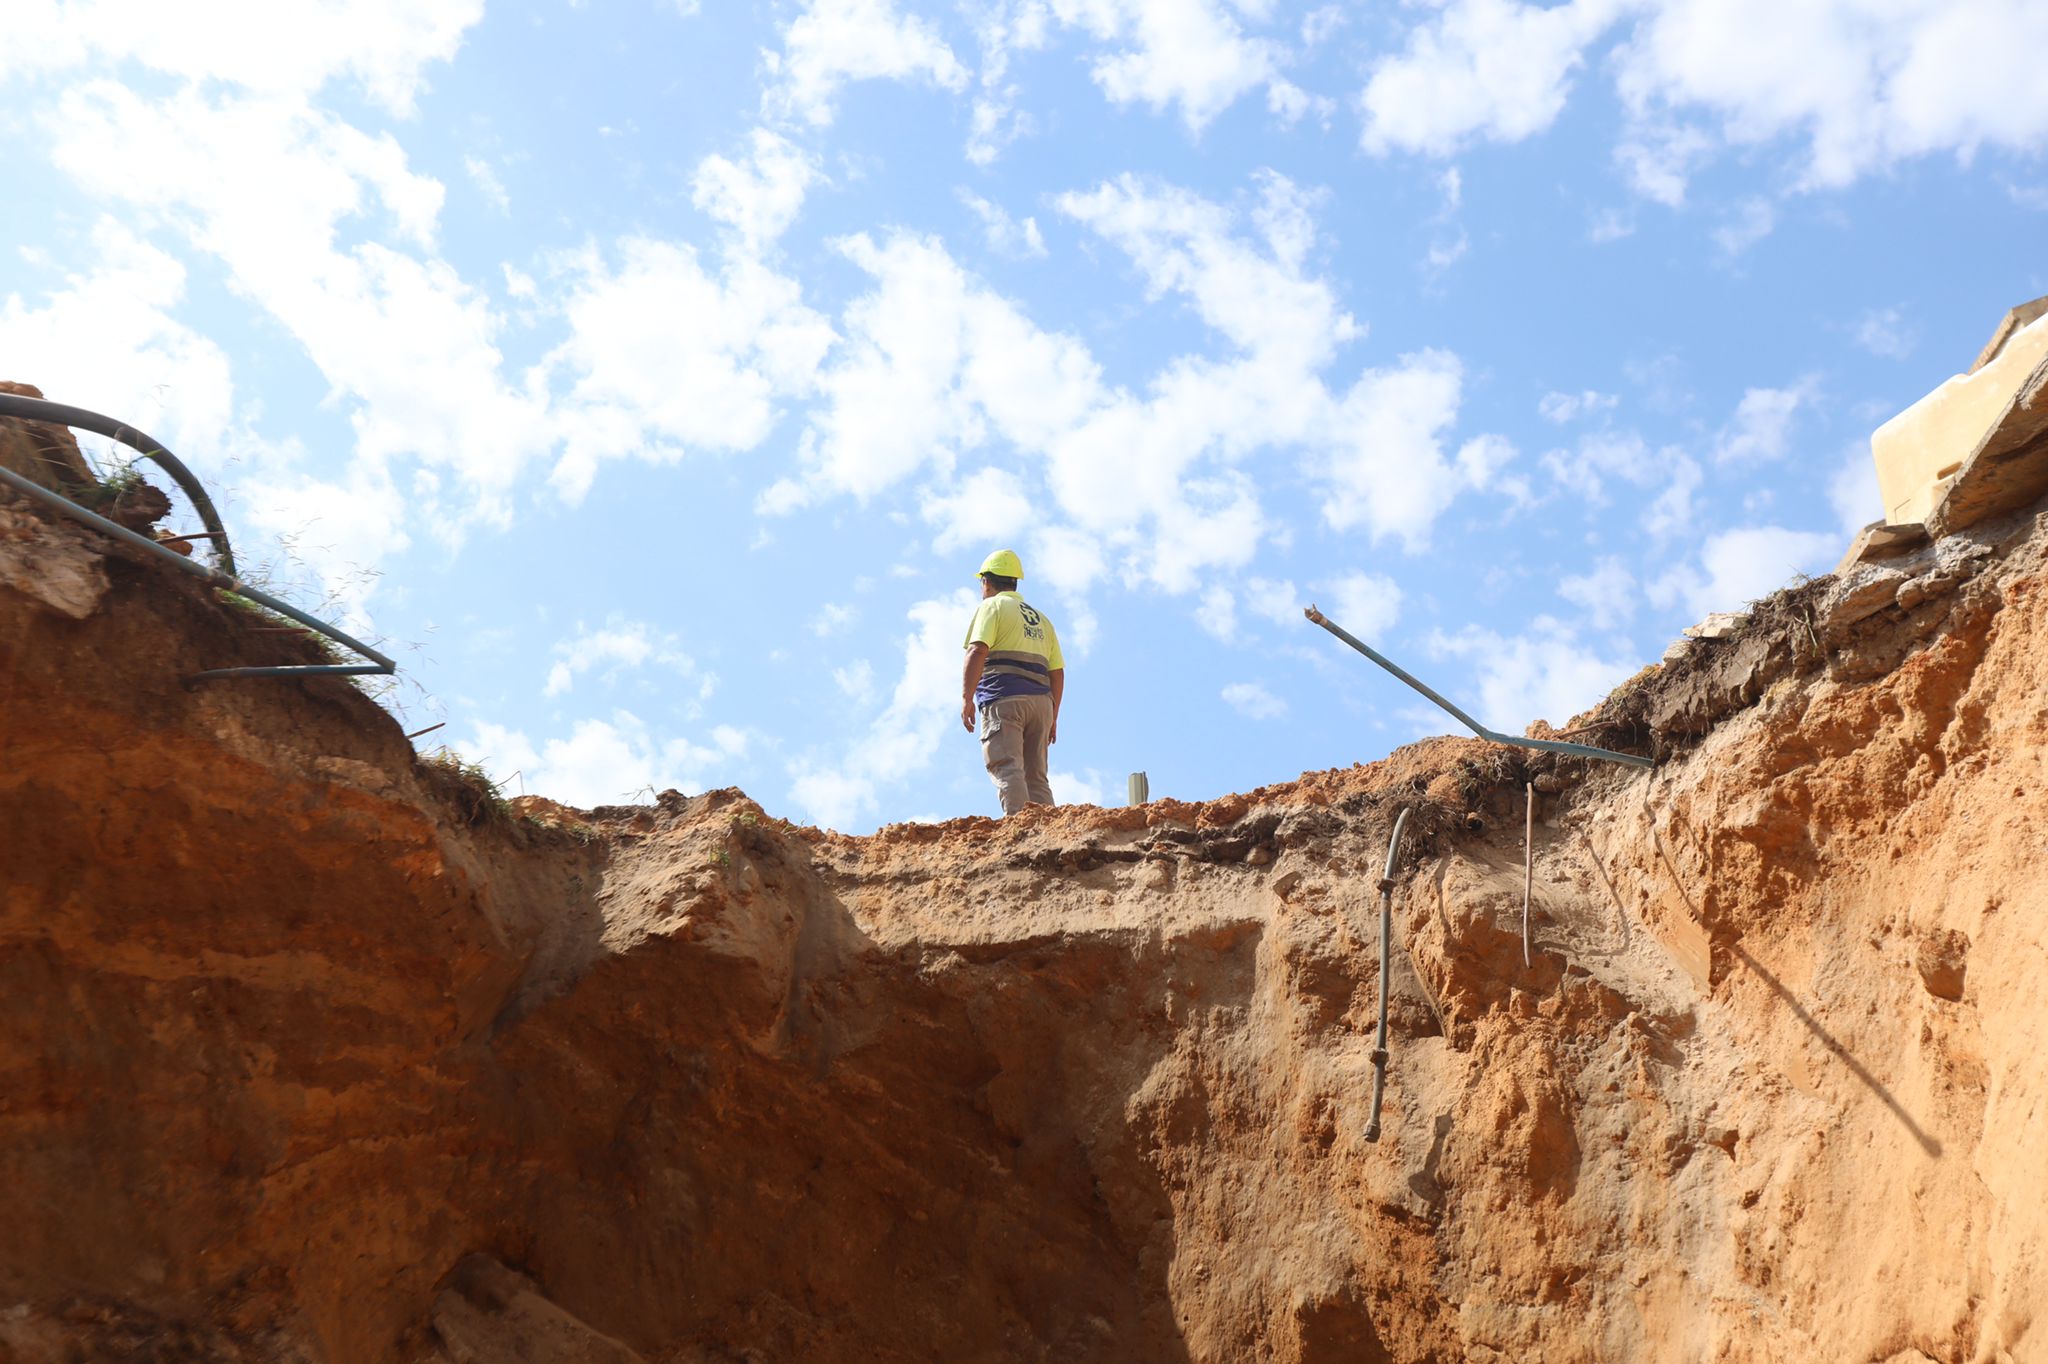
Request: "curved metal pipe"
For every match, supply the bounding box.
[1364,804,1412,1143]
[0,393,237,575]
[1304,605,1653,768]
[0,464,395,677]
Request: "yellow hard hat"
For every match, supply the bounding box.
[978,548,1024,580]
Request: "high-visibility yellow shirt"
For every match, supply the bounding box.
[963,591,1063,707]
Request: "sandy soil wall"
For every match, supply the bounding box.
[2,488,2043,1363]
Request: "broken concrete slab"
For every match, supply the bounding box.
[1834,519,1929,575]
[1819,565,1909,635]
[1875,307,2048,527]
[1648,630,1790,738]
[1969,295,2048,373]
[1683,611,1749,640]
[1927,350,2048,540]
[1895,571,1963,611]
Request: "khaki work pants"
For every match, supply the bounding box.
[979,693,1055,815]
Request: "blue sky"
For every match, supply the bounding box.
[4,0,2045,830]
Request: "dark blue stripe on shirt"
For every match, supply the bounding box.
[976,671,1051,706]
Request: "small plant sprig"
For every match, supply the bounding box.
[421,746,511,826]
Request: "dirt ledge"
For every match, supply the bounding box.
[4,485,2047,1362]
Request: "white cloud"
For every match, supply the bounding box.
[1438,166,1464,212]
[1197,584,1238,641]
[1539,389,1619,423]
[1301,6,1344,48]
[763,0,969,127]
[543,618,699,698]
[1423,166,1469,273]
[1641,454,1703,539]
[833,659,878,702]
[462,711,747,809]
[1712,195,1777,257]
[1650,524,1840,619]
[921,465,1037,553]
[1,0,483,113]
[0,219,243,471]
[544,237,834,499]
[1425,228,1470,274]
[1243,577,1301,625]
[1557,556,1637,628]
[691,128,823,249]
[1542,429,1654,499]
[778,175,1500,586]
[1540,428,1700,538]
[1266,78,1333,129]
[959,189,1048,259]
[768,229,1103,510]
[1050,767,1113,806]
[1049,0,1286,132]
[1221,680,1287,719]
[1057,171,1357,367]
[1613,120,1714,206]
[1430,618,1641,732]
[1359,0,1622,156]
[463,155,509,213]
[1613,0,2048,192]
[47,82,547,528]
[0,217,411,616]
[788,588,976,828]
[1350,0,2048,200]
[811,602,858,636]
[1828,443,1883,534]
[1319,350,1476,544]
[1852,306,1915,360]
[1319,571,1403,639]
[1058,175,1504,554]
[1027,524,1109,599]
[1713,380,1815,464]
[1587,207,1637,242]
[964,0,1051,165]
[41,68,843,544]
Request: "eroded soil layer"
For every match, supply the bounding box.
[3,491,2044,1363]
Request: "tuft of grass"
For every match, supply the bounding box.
[214,589,348,665]
[421,747,511,827]
[75,460,146,512]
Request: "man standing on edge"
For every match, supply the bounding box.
[960,548,1064,815]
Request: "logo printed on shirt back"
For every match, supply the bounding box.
[1018,602,1043,639]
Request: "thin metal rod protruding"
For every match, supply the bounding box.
[1302,605,1653,768]
[1522,781,1535,968]
[1364,804,1412,1144]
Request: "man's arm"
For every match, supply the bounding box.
[961,643,990,732]
[1048,667,1063,744]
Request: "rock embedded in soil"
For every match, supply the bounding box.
[1914,928,1970,1001]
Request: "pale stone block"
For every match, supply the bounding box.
[1871,309,2048,526]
